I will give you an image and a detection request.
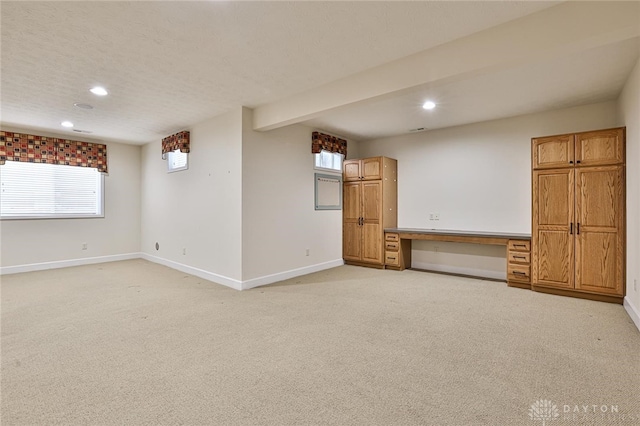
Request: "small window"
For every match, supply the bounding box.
[0,161,104,219]
[167,149,188,173]
[314,150,343,172]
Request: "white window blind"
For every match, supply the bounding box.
[314,150,343,172]
[0,161,104,219]
[167,149,188,172]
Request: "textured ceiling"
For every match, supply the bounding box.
[0,1,560,144]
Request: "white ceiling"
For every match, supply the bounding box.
[1,1,638,145]
[305,36,640,140]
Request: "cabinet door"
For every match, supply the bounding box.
[532,134,574,169]
[343,160,361,182]
[361,157,382,180]
[575,128,624,167]
[343,182,362,261]
[532,169,574,289]
[361,181,383,264]
[574,166,624,296]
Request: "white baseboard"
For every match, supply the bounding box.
[623,297,640,332]
[2,253,344,292]
[411,261,506,281]
[241,259,344,290]
[0,253,141,275]
[140,253,243,291]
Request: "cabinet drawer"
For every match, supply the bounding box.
[385,233,399,242]
[508,251,530,264]
[385,241,399,251]
[508,264,530,282]
[385,251,399,266]
[508,240,530,252]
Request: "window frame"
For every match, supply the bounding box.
[313,150,344,173]
[0,162,105,220]
[167,149,189,173]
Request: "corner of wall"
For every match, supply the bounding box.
[617,56,640,331]
[623,297,640,333]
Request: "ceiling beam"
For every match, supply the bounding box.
[253,1,640,132]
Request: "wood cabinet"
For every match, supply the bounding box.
[532,127,624,169]
[507,239,531,289]
[343,157,397,267]
[343,157,383,182]
[531,127,625,303]
[384,232,411,270]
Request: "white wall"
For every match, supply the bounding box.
[140,109,243,286]
[241,108,347,287]
[617,58,640,328]
[0,131,141,271]
[359,101,619,279]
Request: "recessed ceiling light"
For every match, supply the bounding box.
[90,86,108,96]
[61,121,74,128]
[74,102,94,109]
[422,101,436,110]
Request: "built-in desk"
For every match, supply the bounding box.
[384,228,532,288]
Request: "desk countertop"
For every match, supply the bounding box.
[384,228,531,240]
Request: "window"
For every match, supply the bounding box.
[0,162,104,219]
[167,149,188,172]
[314,150,343,172]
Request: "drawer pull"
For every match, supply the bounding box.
[387,257,396,261]
[513,256,526,260]
[514,244,527,248]
[513,271,526,276]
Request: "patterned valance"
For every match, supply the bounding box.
[312,131,347,156]
[0,131,108,173]
[162,131,190,155]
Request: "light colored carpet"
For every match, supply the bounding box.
[1,260,639,425]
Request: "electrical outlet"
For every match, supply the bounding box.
[82,243,88,250]
[434,213,440,221]
[429,213,434,220]
[306,248,310,256]
[182,248,186,255]
[434,246,439,253]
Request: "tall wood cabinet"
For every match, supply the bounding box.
[532,127,625,303]
[343,157,397,267]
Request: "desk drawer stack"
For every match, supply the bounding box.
[507,239,531,289]
[384,232,411,270]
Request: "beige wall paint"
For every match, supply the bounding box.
[0,137,141,268]
[140,109,243,283]
[617,57,640,321]
[241,108,344,284]
[358,101,619,278]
